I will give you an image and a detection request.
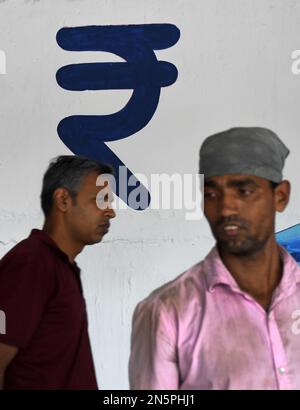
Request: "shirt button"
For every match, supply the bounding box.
[278,367,286,374]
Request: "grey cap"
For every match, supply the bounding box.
[199,127,289,183]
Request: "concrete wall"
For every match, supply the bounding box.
[1,0,300,388]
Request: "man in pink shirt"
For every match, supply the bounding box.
[129,127,300,390]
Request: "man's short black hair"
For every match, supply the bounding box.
[41,155,113,218]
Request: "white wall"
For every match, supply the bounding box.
[1,0,300,389]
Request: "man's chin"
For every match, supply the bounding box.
[217,239,257,256]
[85,234,105,245]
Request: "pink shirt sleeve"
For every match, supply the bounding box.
[129,298,179,389]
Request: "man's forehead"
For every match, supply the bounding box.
[204,174,268,187]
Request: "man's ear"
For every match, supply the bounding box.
[53,188,73,213]
[275,180,290,212]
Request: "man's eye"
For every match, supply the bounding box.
[239,188,253,196]
[204,191,217,198]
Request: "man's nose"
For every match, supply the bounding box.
[218,191,239,217]
[107,207,116,219]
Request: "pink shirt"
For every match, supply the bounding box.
[129,246,300,389]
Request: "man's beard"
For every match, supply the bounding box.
[215,234,269,257]
[211,215,271,257]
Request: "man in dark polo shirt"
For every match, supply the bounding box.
[0,156,116,389]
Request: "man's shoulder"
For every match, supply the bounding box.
[2,234,42,258]
[136,259,208,315]
[0,231,56,272]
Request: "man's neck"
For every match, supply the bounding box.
[43,221,83,264]
[219,239,283,311]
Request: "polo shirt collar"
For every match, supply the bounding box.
[30,229,80,273]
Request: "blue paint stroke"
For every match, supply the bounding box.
[276,223,300,263]
[57,62,176,91]
[56,24,180,209]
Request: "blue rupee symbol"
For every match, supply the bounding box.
[56,24,180,209]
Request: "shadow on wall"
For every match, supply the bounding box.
[276,224,300,263]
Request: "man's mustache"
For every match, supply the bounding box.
[215,216,249,229]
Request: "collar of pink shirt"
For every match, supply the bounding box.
[203,245,300,311]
